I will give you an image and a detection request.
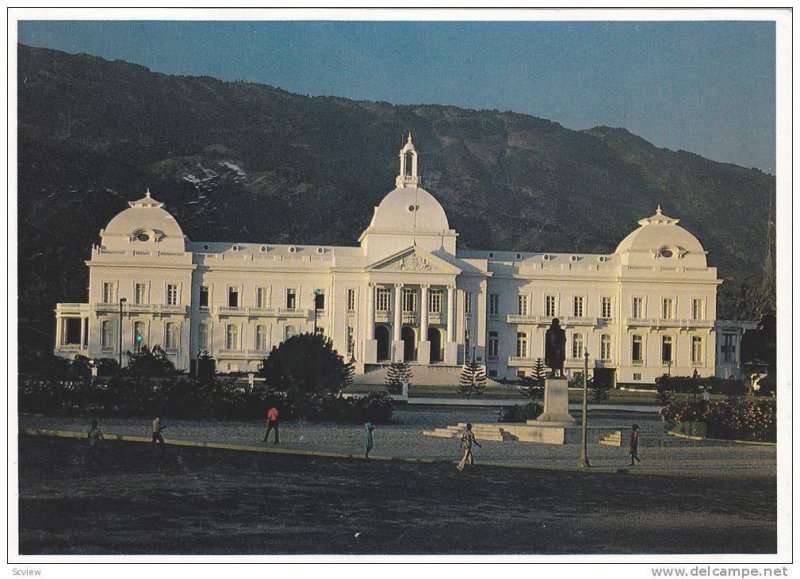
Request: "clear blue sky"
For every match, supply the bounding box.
[18,20,776,173]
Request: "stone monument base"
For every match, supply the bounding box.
[536,377,576,425]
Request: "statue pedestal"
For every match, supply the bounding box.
[534,378,576,425]
[417,341,431,365]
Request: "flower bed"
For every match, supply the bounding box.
[660,397,775,443]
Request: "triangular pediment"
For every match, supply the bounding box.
[367,246,461,274]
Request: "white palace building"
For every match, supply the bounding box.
[54,135,752,385]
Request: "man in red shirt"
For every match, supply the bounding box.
[264,406,280,443]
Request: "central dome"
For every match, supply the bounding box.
[368,185,450,234]
[359,134,457,260]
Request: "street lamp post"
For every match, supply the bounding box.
[578,348,591,469]
[118,297,127,367]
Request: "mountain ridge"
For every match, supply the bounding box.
[17,44,774,355]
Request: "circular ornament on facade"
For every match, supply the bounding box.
[659,247,674,258]
[232,245,240,252]
[288,246,297,253]
[407,204,418,212]
[260,246,267,252]
[570,255,579,262]
[542,254,551,261]
[316,247,325,254]
[488,252,495,258]
[203,244,210,250]
[515,253,522,260]
[136,232,150,242]
[598,256,607,262]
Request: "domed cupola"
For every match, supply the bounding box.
[100,189,187,253]
[615,206,707,268]
[360,134,458,261]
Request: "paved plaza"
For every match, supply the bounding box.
[19,406,776,475]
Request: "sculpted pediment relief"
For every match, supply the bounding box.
[369,248,461,275]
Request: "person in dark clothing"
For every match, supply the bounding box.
[364,422,375,459]
[87,419,105,465]
[630,424,642,466]
[152,417,166,452]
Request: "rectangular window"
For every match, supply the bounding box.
[284,325,297,341]
[632,297,644,319]
[464,291,472,317]
[165,322,178,350]
[376,288,391,312]
[516,332,528,358]
[489,294,499,316]
[256,325,267,351]
[488,331,499,359]
[101,320,113,350]
[134,283,147,305]
[167,284,179,306]
[692,298,704,320]
[662,298,674,320]
[256,287,267,309]
[600,334,612,361]
[632,335,643,364]
[633,373,642,381]
[573,296,584,317]
[722,334,736,363]
[662,335,673,365]
[692,336,703,365]
[197,323,208,352]
[134,321,145,349]
[403,288,417,313]
[518,294,528,316]
[347,289,356,313]
[572,333,584,359]
[226,324,239,350]
[545,295,557,318]
[199,286,209,309]
[601,297,613,319]
[286,289,296,310]
[347,326,355,357]
[102,282,115,304]
[428,289,443,314]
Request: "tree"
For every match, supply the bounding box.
[590,376,610,402]
[458,359,487,398]
[385,362,411,394]
[258,332,352,395]
[124,345,178,378]
[519,358,547,401]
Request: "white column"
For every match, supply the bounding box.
[80,316,87,349]
[393,284,403,342]
[420,285,429,341]
[55,315,63,347]
[365,284,374,339]
[446,286,455,342]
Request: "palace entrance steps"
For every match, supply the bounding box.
[423,422,623,445]
[355,364,503,387]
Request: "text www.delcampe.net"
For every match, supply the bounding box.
[652,568,790,578]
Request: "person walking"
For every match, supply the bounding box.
[152,417,166,452]
[457,423,482,471]
[364,422,375,459]
[87,419,105,465]
[264,406,280,443]
[629,424,641,466]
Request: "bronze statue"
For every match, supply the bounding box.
[545,318,566,378]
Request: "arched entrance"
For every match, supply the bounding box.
[375,325,391,361]
[429,327,442,363]
[402,326,416,362]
